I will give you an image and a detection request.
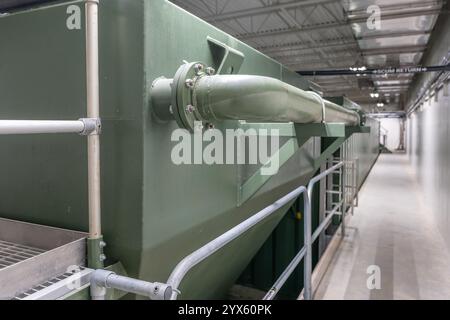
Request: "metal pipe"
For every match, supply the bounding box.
[193,75,359,125]
[85,0,102,241]
[341,148,347,237]
[166,185,310,300]
[151,65,360,132]
[311,199,344,243]
[90,269,172,300]
[0,120,86,135]
[297,64,450,76]
[263,186,310,300]
[307,163,344,201]
[305,162,343,299]
[264,248,307,300]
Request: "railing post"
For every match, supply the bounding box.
[303,190,312,300]
[341,150,346,238]
[85,0,104,269]
[304,162,344,300]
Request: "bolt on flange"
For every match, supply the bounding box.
[205,67,216,76]
[185,79,194,88]
[194,64,204,75]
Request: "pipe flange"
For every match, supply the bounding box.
[172,62,207,132]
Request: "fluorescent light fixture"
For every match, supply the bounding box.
[349,66,368,72]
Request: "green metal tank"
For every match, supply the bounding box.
[0,0,370,299]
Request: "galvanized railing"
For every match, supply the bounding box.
[159,162,345,301]
[85,161,348,300]
[264,162,344,300]
[166,184,312,300]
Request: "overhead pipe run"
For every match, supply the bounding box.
[297,64,450,77]
[151,62,360,132]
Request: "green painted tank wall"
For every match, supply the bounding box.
[354,118,380,188]
[0,0,326,299]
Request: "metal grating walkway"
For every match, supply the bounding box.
[0,240,46,270]
[12,270,82,300]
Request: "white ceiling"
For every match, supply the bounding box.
[170,0,445,112]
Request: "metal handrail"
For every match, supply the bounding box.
[0,0,104,271]
[0,119,99,135]
[263,187,311,300]
[165,184,311,300]
[264,162,344,301]
[163,162,345,301]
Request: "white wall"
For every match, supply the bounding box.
[407,86,450,249]
[379,118,402,151]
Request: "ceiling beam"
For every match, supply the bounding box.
[285,58,358,69]
[274,5,358,88]
[270,44,425,62]
[202,0,340,22]
[237,21,347,41]
[260,39,358,55]
[275,49,360,62]
[361,45,427,56]
[356,30,432,40]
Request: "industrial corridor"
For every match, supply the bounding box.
[315,153,450,300]
[1,0,450,308]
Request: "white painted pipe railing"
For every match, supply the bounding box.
[0,119,99,135]
[85,0,102,242]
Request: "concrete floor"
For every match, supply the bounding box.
[315,153,450,300]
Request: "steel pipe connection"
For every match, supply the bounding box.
[90,269,173,300]
[151,62,360,132]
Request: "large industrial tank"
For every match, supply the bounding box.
[0,0,368,299]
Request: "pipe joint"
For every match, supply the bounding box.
[151,62,215,132]
[79,118,102,136]
[91,269,115,288]
[90,269,173,300]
